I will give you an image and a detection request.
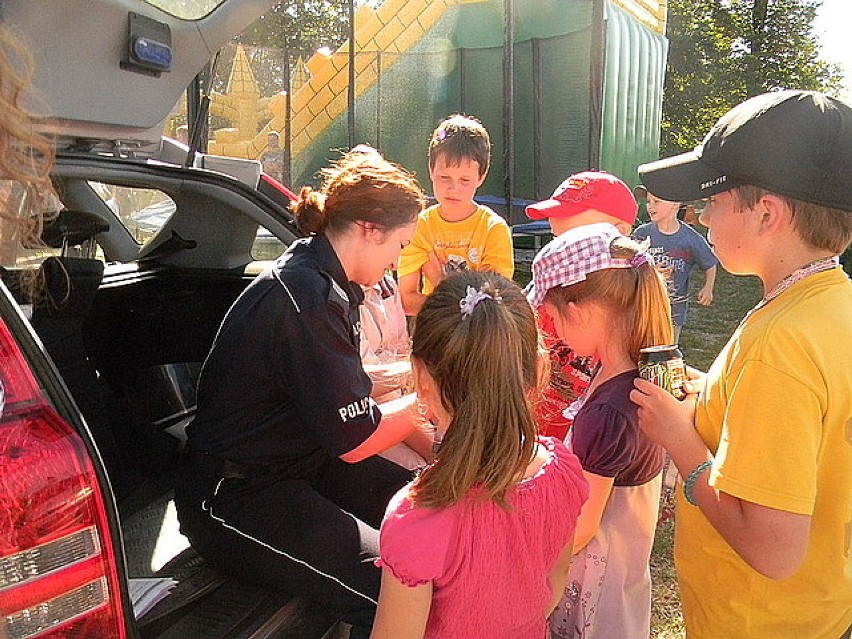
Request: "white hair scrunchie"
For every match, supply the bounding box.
[459,285,502,318]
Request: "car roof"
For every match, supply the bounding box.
[5,0,277,156]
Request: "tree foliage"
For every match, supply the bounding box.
[238,1,350,53]
[213,1,358,97]
[661,0,844,156]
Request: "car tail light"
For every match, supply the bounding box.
[0,318,126,639]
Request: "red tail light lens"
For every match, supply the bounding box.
[0,318,126,639]
[0,318,40,407]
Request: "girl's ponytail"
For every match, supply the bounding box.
[627,258,674,360]
[410,272,542,509]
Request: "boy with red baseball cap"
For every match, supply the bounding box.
[525,170,638,439]
[526,170,636,237]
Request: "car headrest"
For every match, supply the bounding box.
[42,209,110,249]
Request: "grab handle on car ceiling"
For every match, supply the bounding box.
[143,230,197,260]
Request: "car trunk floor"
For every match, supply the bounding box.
[121,488,342,639]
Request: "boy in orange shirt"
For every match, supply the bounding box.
[398,114,513,315]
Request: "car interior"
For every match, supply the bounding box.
[0,151,347,638]
[0,0,358,634]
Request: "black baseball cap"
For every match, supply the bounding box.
[639,90,852,212]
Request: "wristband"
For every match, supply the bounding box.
[683,460,713,506]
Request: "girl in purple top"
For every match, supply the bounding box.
[371,271,589,639]
[527,223,671,639]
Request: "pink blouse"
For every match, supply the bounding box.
[377,437,589,639]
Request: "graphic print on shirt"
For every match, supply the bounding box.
[645,246,691,305]
[550,343,597,405]
[434,235,481,274]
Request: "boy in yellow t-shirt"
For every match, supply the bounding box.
[632,91,852,639]
[398,114,513,316]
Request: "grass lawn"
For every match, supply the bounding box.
[650,267,762,638]
[678,268,762,371]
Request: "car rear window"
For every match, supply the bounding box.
[90,182,176,246]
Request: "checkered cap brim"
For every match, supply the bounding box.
[527,223,632,307]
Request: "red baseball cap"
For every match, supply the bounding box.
[525,171,638,224]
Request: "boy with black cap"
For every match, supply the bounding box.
[525,171,638,440]
[631,90,852,639]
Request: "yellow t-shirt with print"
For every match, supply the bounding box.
[397,204,514,295]
[677,268,852,639]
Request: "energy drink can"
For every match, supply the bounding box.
[639,345,686,400]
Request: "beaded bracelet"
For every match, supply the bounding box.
[683,460,713,506]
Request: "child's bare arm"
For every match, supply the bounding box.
[399,272,427,316]
[697,265,717,306]
[546,534,576,616]
[370,570,432,639]
[631,378,811,580]
[572,471,615,554]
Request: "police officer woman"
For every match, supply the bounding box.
[175,151,431,638]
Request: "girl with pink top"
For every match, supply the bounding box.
[370,271,589,639]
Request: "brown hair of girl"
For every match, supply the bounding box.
[544,235,674,363]
[291,152,425,237]
[410,271,546,509]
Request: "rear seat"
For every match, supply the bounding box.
[29,210,132,491]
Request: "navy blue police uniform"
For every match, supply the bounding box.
[175,234,412,637]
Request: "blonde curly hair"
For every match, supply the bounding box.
[0,24,57,294]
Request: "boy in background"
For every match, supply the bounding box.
[525,170,637,440]
[633,188,717,344]
[260,131,284,182]
[398,114,513,316]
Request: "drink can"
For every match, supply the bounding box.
[639,345,686,400]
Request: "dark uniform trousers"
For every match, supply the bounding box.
[175,452,412,639]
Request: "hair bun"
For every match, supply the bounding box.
[292,186,328,235]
